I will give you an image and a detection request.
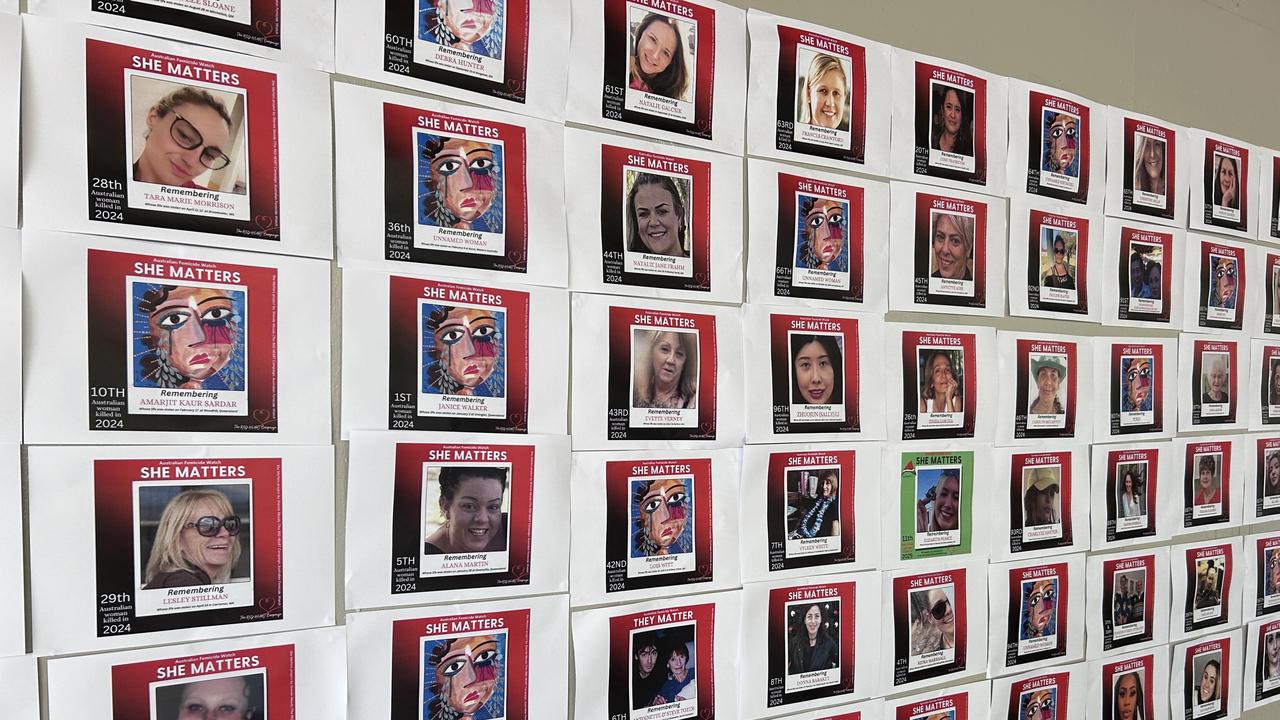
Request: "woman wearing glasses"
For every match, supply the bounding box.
[143,488,243,589]
[1041,233,1076,290]
[132,86,236,191]
[909,586,957,656]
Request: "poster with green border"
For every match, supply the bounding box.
[899,449,974,560]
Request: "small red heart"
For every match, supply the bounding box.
[254,20,277,38]
[252,409,275,427]
[254,215,277,232]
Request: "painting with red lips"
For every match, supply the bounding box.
[94,457,282,638]
[608,305,717,442]
[1013,338,1079,440]
[913,62,988,186]
[773,25,867,164]
[769,312,860,435]
[1007,451,1074,555]
[382,103,530,274]
[1183,441,1231,529]
[773,172,865,305]
[111,644,293,720]
[601,0,716,141]
[86,248,279,434]
[92,0,282,49]
[766,582,855,707]
[1202,139,1250,233]
[1109,343,1163,436]
[1006,562,1069,667]
[600,144,711,292]
[384,0,530,104]
[913,192,988,309]
[1122,117,1177,220]
[604,457,713,594]
[1197,240,1246,331]
[387,275,530,434]
[1026,91,1091,204]
[607,602,714,720]
[765,449,856,573]
[892,569,968,688]
[85,40,281,240]
[391,609,530,720]
[389,442,534,595]
[1004,671,1071,720]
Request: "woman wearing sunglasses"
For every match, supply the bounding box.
[909,586,957,656]
[132,86,236,191]
[144,488,244,589]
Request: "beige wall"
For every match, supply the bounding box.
[729,0,1280,148]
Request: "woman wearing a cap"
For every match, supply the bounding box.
[1028,355,1066,416]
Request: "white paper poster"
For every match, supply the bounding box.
[1168,537,1242,645]
[22,229,331,446]
[1100,216,1187,329]
[1182,233,1257,334]
[1085,547,1171,659]
[880,442,991,570]
[995,331,1093,445]
[45,626,346,720]
[22,16,334,258]
[986,554,1086,678]
[28,0,335,69]
[1105,105,1190,228]
[0,447,22,658]
[1178,333,1248,433]
[1006,198,1102,323]
[1188,128,1258,241]
[738,442,881,584]
[738,571,883,717]
[344,431,569,611]
[0,655,36,720]
[334,0,570,122]
[340,266,567,438]
[744,158,889,312]
[744,9,891,176]
[27,445,335,655]
[889,48,1008,194]
[1246,433,1280,525]
[883,681,991,720]
[565,127,743,302]
[1243,616,1280,710]
[742,304,885,443]
[0,232,19,445]
[885,323,997,442]
[1006,78,1106,210]
[346,594,569,720]
[333,83,568,287]
[1170,436,1243,537]
[989,662,1086,720]
[569,448,739,608]
[0,14,17,228]
[566,0,746,154]
[1243,530,1280,623]
[1258,145,1280,245]
[570,292,744,450]
[1170,630,1243,720]
[1085,647,1171,720]
[1090,336,1179,443]
[888,181,1008,318]
[1089,441,1176,551]
[989,443,1091,563]
[1250,339,1280,429]
[879,554,990,692]
[571,590,741,720]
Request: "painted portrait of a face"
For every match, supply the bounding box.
[420,135,504,234]
[632,476,692,557]
[423,305,505,398]
[425,633,505,720]
[135,283,245,391]
[1043,111,1079,175]
[1121,357,1153,412]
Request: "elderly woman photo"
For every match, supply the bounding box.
[797,53,849,131]
[143,487,245,589]
[1027,355,1066,416]
[1193,455,1221,507]
[423,466,508,555]
[132,84,241,193]
[626,173,689,258]
[1213,155,1239,210]
[929,85,973,156]
[135,283,244,392]
[632,330,698,410]
[787,603,838,675]
[795,195,847,273]
[628,13,690,101]
[425,633,503,720]
[1200,354,1229,405]
[930,212,975,281]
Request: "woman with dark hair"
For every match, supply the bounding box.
[790,334,843,406]
[1133,136,1166,196]
[1269,360,1280,406]
[628,13,689,100]
[136,284,243,391]
[790,470,839,540]
[1197,658,1221,705]
[425,634,502,720]
[633,330,698,409]
[796,196,847,272]
[633,476,690,556]
[908,586,956,655]
[626,173,688,257]
[1119,469,1144,518]
[423,466,509,555]
[1113,671,1145,720]
[1213,155,1239,210]
[133,86,234,190]
[930,86,972,156]
[656,636,696,702]
[788,603,838,674]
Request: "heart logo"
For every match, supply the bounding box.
[259,597,278,613]
[694,271,710,286]
[512,564,529,581]
[255,20,278,39]
[252,409,275,428]
[509,412,526,430]
[505,78,526,95]
[697,562,712,578]
[507,249,527,266]
[255,215,278,232]
[697,117,713,134]
[699,421,715,436]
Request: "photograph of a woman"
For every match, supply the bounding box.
[786,602,839,675]
[153,673,265,720]
[631,329,698,410]
[929,212,975,282]
[1019,578,1058,641]
[929,84,974,157]
[790,333,843,407]
[794,195,848,273]
[423,632,505,720]
[1212,154,1240,211]
[1042,110,1079,177]
[908,585,957,659]
[129,80,246,195]
[625,172,690,258]
[1126,244,1163,303]
[795,52,850,132]
[627,10,693,102]
[1112,670,1146,720]
[133,282,246,392]
[786,469,840,543]
[141,486,249,590]
[1192,454,1222,508]
[1207,256,1238,311]
[1027,355,1067,417]
[418,134,504,236]
[1265,548,1280,597]
[1022,467,1061,529]
[915,468,961,536]
[421,304,506,401]
[1195,655,1221,707]
[1040,231,1076,293]
[1132,134,1166,199]
[918,349,964,415]
[631,476,692,558]
[1270,359,1280,409]
[1115,465,1147,521]
[1200,354,1230,407]
[1265,629,1280,682]
[656,635,697,704]
[422,466,509,556]
[418,0,504,59]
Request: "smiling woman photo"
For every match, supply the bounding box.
[790,334,844,406]
[628,12,690,101]
[797,53,849,132]
[626,173,689,258]
[930,212,975,282]
[143,487,245,589]
[132,85,237,192]
[423,466,509,555]
[632,329,698,410]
